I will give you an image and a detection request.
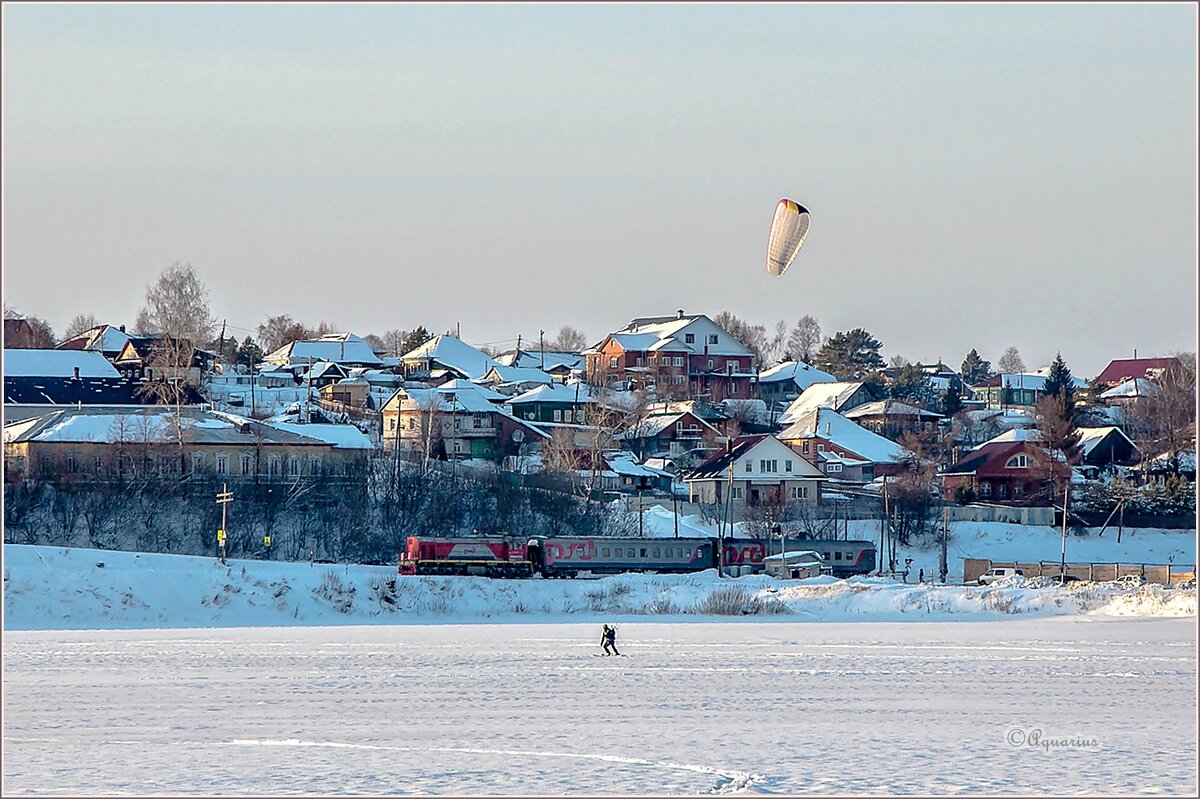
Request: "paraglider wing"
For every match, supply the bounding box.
[766,199,810,277]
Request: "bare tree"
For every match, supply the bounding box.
[1127,353,1197,475]
[257,314,310,353]
[786,315,821,362]
[382,329,408,358]
[137,262,215,342]
[888,354,909,368]
[549,326,588,352]
[997,346,1025,374]
[64,313,99,340]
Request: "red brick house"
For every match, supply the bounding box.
[584,310,757,401]
[941,441,1068,505]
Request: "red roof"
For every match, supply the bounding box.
[1095,358,1177,385]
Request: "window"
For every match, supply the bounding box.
[673,357,683,367]
[997,483,1008,498]
[94,456,104,475]
[636,357,643,366]
[288,457,300,477]
[980,482,992,497]
[1005,455,1028,469]
[602,547,610,557]
[708,334,718,344]
[473,414,483,429]
[745,460,753,473]
[708,359,714,370]
[407,418,416,430]
[454,417,461,430]
[730,382,737,396]
[673,375,685,385]
[727,361,737,374]
[789,485,809,500]
[615,548,623,557]
[309,456,320,474]
[268,456,280,476]
[389,418,397,431]
[785,460,792,473]
[217,455,229,475]
[640,548,647,557]
[826,462,843,474]
[1014,483,1024,497]
[835,551,843,561]
[553,410,562,422]
[192,453,204,473]
[685,333,695,344]
[67,454,78,473]
[609,356,618,368]
[241,454,252,475]
[453,441,462,454]
[731,486,743,499]
[802,443,810,454]
[817,444,825,452]
[652,548,660,557]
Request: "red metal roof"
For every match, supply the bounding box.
[1095,357,1177,385]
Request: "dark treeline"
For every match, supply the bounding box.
[3,457,628,563]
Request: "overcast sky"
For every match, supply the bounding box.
[3,3,1196,376]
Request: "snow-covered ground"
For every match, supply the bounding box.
[3,544,1195,631]
[3,620,1196,795]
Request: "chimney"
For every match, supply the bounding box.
[73,366,80,380]
[119,325,126,333]
[676,309,684,319]
[825,422,831,436]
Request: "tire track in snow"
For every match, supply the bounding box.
[222,737,765,794]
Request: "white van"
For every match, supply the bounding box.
[978,567,1024,586]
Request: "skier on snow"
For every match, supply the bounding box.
[601,624,620,656]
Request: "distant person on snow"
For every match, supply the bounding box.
[601,624,620,656]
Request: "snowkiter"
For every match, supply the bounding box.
[601,624,620,656]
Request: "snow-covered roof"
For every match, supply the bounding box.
[757,360,836,390]
[57,324,134,356]
[437,379,507,402]
[263,333,383,367]
[507,382,597,405]
[980,372,1088,391]
[843,399,943,419]
[604,453,673,479]
[975,428,1043,449]
[778,407,909,464]
[616,412,719,441]
[2,349,121,379]
[778,382,866,424]
[495,350,584,371]
[481,365,556,386]
[1075,426,1137,458]
[3,408,341,447]
[401,385,503,414]
[401,335,500,380]
[269,422,373,450]
[1100,378,1157,399]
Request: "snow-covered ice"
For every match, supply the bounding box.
[3,619,1196,795]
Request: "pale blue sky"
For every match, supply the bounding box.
[3,3,1196,375]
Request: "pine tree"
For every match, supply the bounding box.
[402,326,433,354]
[236,336,264,369]
[813,328,885,380]
[1041,352,1077,419]
[889,364,937,408]
[941,382,964,417]
[960,349,992,385]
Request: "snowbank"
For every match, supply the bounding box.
[4,544,1193,631]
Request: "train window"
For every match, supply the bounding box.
[653,548,660,557]
[602,547,610,557]
[846,553,853,561]
[640,548,647,557]
[834,552,842,560]
[615,547,623,557]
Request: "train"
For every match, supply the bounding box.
[398,534,876,579]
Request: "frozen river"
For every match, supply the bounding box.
[3,618,1196,795]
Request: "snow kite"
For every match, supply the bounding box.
[766,199,810,277]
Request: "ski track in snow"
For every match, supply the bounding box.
[219,738,762,794]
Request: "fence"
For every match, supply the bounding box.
[963,557,1195,586]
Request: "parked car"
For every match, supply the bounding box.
[1112,574,1145,587]
[977,567,1024,586]
[1050,574,1082,585]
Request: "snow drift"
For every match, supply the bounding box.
[4,544,1194,631]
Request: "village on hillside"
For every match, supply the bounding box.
[3,268,1196,569]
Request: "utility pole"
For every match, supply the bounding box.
[940,506,948,583]
[638,487,644,537]
[305,356,313,423]
[540,329,545,370]
[1060,482,1069,581]
[250,346,256,417]
[881,478,890,575]
[215,483,233,565]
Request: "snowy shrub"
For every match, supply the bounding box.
[608,582,633,599]
[649,595,679,615]
[369,576,397,610]
[692,585,789,616]
[314,569,355,614]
